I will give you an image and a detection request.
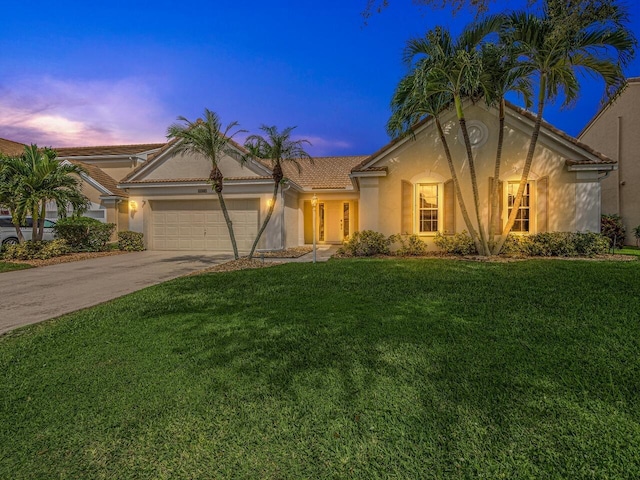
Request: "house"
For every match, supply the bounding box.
[2,99,614,252]
[578,77,640,245]
[0,139,163,229]
[54,144,163,229]
[115,101,613,252]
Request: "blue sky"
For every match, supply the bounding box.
[1,0,639,156]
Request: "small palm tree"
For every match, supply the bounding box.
[492,2,636,254]
[388,67,480,251]
[167,109,246,259]
[244,125,312,259]
[0,145,88,241]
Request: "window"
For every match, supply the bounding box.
[507,182,530,232]
[318,203,325,241]
[417,184,438,233]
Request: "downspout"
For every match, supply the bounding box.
[280,182,291,250]
[617,116,622,215]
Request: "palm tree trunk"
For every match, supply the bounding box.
[31,201,38,241]
[435,117,482,253]
[493,76,546,255]
[489,99,505,244]
[457,102,489,256]
[11,215,25,243]
[216,191,239,260]
[248,182,279,259]
[38,203,46,241]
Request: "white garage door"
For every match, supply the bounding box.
[151,199,259,252]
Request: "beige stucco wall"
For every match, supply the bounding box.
[360,104,593,244]
[579,81,640,244]
[143,150,261,181]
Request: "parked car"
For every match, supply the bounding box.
[0,216,56,246]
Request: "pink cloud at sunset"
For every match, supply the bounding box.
[0,76,169,147]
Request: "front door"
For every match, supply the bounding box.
[318,201,351,244]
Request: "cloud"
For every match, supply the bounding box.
[294,135,352,157]
[0,76,170,147]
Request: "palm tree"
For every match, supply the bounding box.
[0,145,88,241]
[388,67,481,252]
[491,1,636,254]
[167,109,247,260]
[402,17,503,255]
[243,126,312,259]
[477,41,533,244]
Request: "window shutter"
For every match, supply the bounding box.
[488,177,504,234]
[444,179,455,235]
[537,176,549,233]
[401,180,413,234]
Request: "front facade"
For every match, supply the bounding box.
[352,102,614,242]
[579,77,640,244]
[2,99,617,251]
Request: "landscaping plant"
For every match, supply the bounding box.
[53,217,115,252]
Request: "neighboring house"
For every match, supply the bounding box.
[0,138,163,228]
[54,144,163,228]
[116,101,613,253]
[578,77,640,245]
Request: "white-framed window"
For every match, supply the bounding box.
[416,183,439,233]
[507,182,531,233]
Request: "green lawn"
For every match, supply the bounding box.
[617,246,640,257]
[0,261,31,273]
[2,259,640,479]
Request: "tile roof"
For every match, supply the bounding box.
[54,143,164,157]
[121,176,273,184]
[0,137,26,156]
[69,160,129,197]
[276,156,368,190]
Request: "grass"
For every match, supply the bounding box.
[616,245,640,257]
[1,258,640,479]
[0,260,31,272]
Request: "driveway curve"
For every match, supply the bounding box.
[0,251,232,335]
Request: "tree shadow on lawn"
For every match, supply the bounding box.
[140,260,640,477]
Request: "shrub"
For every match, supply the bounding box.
[389,233,428,256]
[337,230,390,257]
[499,232,609,257]
[118,231,145,251]
[634,225,640,247]
[2,239,70,260]
[500,234,533,256]
[54,217,115,252]
[433,231,477,255]
[601,214,626,249]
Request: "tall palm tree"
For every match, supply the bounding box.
[492,1,636,254]
[167,109,246,260]
[0,145,88,241]
[403,17,503,255]
[478,41,533,244]
[388,67,481,252]
[244,125,312,259]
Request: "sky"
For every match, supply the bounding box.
[1,0,640,157]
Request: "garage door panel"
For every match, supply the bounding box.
[151,199,259,251]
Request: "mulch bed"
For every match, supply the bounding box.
[6,250,130,267]
[256,247,313,258]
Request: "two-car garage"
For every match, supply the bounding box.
[150,199,259,252]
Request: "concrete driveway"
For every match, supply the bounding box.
[0,251,232,335]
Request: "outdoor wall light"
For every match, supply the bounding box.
[267,198,273,208]
[129,200,138,212]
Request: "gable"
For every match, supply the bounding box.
[354,101,613,178]
[122,142,271,183]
